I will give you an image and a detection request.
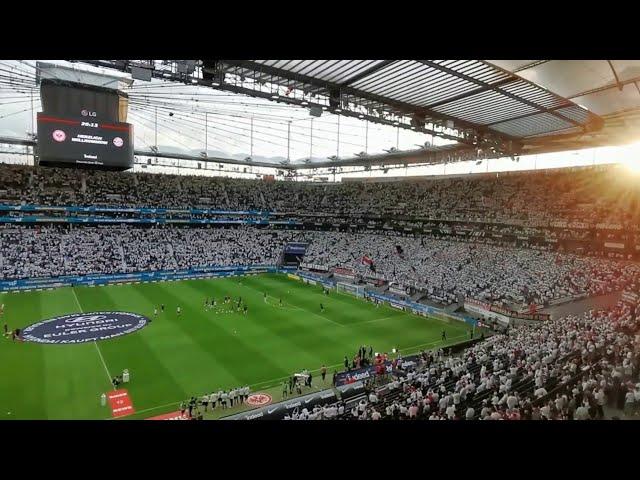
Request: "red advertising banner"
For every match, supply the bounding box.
[107,389,135,418]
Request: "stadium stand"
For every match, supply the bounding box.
[1,164,639,227]
[2,163,640,309]
[303,232,640,308]
[1,162,639,421]
[286,299,640,420]
[0,225,305,279]
[2,225,639,312]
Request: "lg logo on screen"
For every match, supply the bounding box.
[81,109,97,117]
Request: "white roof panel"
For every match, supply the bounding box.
[572,85,640,116]
[513,60,615,98]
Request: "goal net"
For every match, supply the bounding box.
[336,282,365,298]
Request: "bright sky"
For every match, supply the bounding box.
[323,142,640,182]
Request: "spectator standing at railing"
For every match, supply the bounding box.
[594,388,606,419]
[574,402,590,420]
[465,406,475,420]
[624,388,636,416]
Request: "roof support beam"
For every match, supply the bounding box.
[422,77,521,109]
[484,104,577,127]
[217,81,469,144]
[81,59,473,145]
[289,144,472,169]
[513,60,550,72]
[417,60,583,128]
[607,60,623,92]
[338,60,397,86]
[567,75,640,99]
[0,135,290,169]
[219,60,517,145]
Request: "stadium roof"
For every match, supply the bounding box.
[210,60,640,167]
[489,60,640,116]
[99,60,640,164]
[4,60,640,171]
[486,60,640,154]
[213,60,604,146]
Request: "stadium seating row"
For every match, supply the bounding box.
[1,164,639,227]
[289,300,640,420]
[2,225,639,311]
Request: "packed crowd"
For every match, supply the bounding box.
[2,225,639,312]
[304,231,640,308]
[296,298,640,420]
[1,164,639,227]
[0,225,306,279]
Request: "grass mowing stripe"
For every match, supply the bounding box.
[72,287,113,389]
[187,283,324,372]
[124,333,472,419]
[287,303,345,327]
[3,274,473,419]
[230,276,356,347]
[80,283,192,418]
[129,282,246,393]
[240,276,356,328]
[238,281,344,327]
[252,285,345,328]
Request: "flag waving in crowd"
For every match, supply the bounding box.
[361,255,376,272]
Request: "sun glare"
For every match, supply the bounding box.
[620,142,640,175]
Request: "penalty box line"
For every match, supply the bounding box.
[236,280,345,327]
[261,291,344,328]
[71,287,114,389]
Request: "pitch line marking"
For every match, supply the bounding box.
[287,304,345,327]
[113,333,470,419]
[71,287,114,388]
[263,295,298,311]
[244,277,456,330]
[352,315,405,325]
[241,284,344,327]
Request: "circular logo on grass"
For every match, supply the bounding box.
[246,393,272,408]
[22,312,149,345]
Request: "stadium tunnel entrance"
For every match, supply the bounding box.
[280,242,308,268]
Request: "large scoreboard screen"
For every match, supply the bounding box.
[37,113,134,169]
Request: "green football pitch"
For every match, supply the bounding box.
[0,273,471,420]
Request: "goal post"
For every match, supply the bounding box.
[336,282,365,298]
